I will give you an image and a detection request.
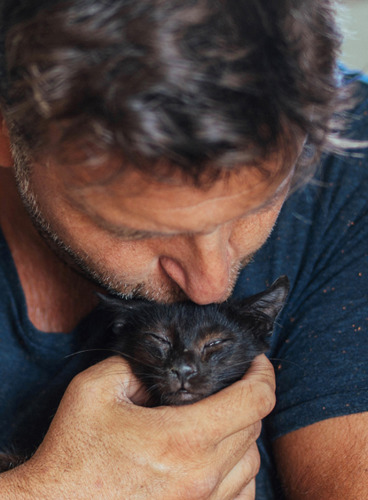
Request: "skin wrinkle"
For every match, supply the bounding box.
[72,181,289,241]
[78,160,286,199]
[9,131,295,312]
[145,168,293,214]
[0,2,363,496]
[63,163,293,240]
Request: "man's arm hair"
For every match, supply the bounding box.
[273,412,368,499]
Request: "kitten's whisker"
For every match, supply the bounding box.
[129,372,164,383]
[146,383,161,393]
[214,361,251,372]
[64,348,123,359]
[118,352,160,370]
[89,369,136,384]
[65,348,160,371]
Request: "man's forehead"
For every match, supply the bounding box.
[62,149,288,193]
[67,158,287,206]
[52,157,293,238]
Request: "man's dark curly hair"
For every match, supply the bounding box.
[0,0,355,184]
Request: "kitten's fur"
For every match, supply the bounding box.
[0,276,289,471]
[100,275,289,406]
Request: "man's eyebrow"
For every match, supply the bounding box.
[70,196,172,240]
[94,216,173,240]
[111,226,169,240]
[91,172,292,240]
[94,192,283,241]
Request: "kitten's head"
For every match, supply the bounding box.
[98,275,289,406]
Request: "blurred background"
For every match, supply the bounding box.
[340,0,368,71]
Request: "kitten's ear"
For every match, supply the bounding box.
[95,292,146,333]
[233,276,290,331]
[247,275,290,322]
[225,276,289,346]
[249,275,290,321]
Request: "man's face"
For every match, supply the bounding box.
[15,152,293,304]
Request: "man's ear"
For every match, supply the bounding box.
[0,115,13,167]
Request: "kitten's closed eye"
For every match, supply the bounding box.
[146,332,171,346]
[0,276,291,473]
[99,275,290,407]
[203,338,231,350]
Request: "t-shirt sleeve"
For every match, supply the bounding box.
[268,218,368,440]
[266,94,368,440]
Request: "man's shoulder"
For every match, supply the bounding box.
[342,67,368,140]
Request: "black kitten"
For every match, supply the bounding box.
[99,275,290,406]
[0,275,289,471]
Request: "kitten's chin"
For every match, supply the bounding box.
[163,390,206,406]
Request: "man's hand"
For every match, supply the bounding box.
[0,354,275,500]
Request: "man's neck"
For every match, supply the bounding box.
[0,167,99,333]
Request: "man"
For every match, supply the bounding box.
[0,0,367,498]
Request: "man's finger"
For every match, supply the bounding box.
[158,354,276,445]
[235,478,256,500]
[87,354,275,448]
[213,443,259,500]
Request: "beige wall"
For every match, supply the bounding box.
[340,0,368,72]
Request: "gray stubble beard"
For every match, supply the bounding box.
[10,136,248,303]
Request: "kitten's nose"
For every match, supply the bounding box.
[171,362,198,383]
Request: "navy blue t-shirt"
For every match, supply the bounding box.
[1,71,368,498]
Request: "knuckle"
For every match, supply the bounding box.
[250,446,261,477]
[242,444,261,484]
[237,378,275,421]
[256,380,276,416]
[171,466,219,500]
[250,420,262,442]
[67,366,102,401]
[237,422,262,460]
[235,479,256,500]
[67,369,89,393]
[185,474,218,500]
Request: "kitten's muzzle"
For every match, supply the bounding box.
[169,361,199,390]
[165,364,208,405]
[171,362,198,382]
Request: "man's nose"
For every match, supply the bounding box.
[159,226,235,304]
